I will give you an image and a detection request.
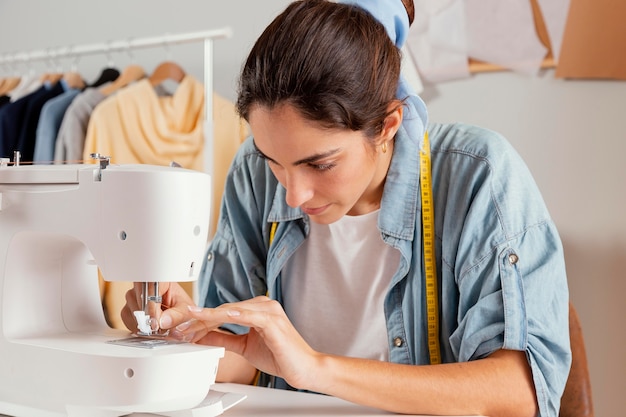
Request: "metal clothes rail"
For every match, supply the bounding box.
[0,28,232,235]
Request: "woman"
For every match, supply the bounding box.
[122,1,570,416]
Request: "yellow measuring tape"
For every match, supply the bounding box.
[420,131,441,365]
[269,221,278,246]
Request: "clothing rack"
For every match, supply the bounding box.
[0,28,232,236]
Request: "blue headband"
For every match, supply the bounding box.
[341,0,410,47]
[341,0,429,148]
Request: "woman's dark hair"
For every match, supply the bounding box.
[236,0,404,140]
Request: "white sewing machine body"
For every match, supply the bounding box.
[0,162,234,417]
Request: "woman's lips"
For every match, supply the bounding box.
[301,204,330,216]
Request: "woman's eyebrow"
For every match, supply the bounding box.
[252,140,277,164]
[253,140,341,166]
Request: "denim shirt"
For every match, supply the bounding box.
[199,121,571,417]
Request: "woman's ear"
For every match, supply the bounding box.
[380,103,403,142]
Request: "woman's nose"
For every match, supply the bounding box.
[284,173,314,208]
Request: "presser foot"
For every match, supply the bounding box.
[133,310,171,337]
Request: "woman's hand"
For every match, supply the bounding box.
[175,296,321,390]
[120,282,195,335]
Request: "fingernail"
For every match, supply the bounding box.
[227,310,241,317]
[149,317,159,331]
[187,305,203,313]
[159,314,172,329]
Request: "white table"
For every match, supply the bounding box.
[0,383,478,417]
[206,383,477,417]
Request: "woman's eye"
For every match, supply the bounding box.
[309,162,335,171]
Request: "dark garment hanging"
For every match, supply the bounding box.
[0,95,9,108]
[16,81,64,162]
[89,67,120,88]
[0,87,49,159]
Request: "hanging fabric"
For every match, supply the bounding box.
[32,72,86,163]
[83,73,205,169]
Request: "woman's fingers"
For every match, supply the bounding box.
[132,282,144,311]
[120,287,143,331]
[120,282,187,334]
[184,299,317,388]
[197,331,246,355]
[164,298,269,342]
[185,299,286,341]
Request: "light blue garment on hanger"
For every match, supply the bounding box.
[33,86,81,163]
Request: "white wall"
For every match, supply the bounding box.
[0,0,291,101]
[1,1,623,416]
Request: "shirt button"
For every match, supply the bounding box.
[207,252,213,261]
[508,253,519,265]
[393,337,404,347]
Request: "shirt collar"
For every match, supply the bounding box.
[378,124,421,241]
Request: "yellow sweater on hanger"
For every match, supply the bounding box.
[84,75,204,169]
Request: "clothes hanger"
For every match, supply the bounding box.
[89,67,120,88]
[0,54,20,95]
[99,40,145,96]
[0,77,21,95]
[87,45,120,88]
[38,48,64,86]
[148,40,186,88]
[39,72,63,85]
[148,61,186,87]
[99,64,145,96]
[62,71,86,90]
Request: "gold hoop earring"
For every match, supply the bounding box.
[381,141,388,153]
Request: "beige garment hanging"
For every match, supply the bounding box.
[84,76,204,169]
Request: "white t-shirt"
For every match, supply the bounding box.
[282,210,400,361]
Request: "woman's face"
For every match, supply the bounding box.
[249,104,398,224]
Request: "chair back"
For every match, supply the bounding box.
[559,303,594,417]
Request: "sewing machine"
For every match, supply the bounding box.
[0,158,244,416]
